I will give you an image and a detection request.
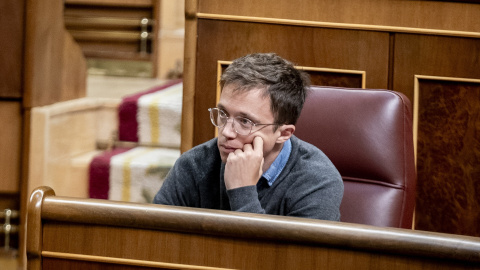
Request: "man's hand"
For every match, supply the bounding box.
[224,136,264,190]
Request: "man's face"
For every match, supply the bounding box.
[216,84,283,164]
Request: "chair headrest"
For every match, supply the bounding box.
[295,86,414,188]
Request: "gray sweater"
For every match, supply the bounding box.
[153,136,343,221]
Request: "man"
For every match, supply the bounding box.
[153,53,343,221]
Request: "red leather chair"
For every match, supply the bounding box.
[295,86,416,229]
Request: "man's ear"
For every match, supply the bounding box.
[276,124,295,143]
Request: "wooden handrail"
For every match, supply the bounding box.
[26,187,56,270]
[68,30,153,42]
[64,0,154,8]
[64,16,155,28]
[29,186,480,264]
[0,209,19,219]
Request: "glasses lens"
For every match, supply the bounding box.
[234,117,253,135]
[209,108,224,127]
[208,108,253,135]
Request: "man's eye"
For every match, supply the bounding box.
[237,117,252,126]
[219,110,228,117]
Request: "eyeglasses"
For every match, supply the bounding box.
[208,107,278,136]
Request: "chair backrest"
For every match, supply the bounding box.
[295,86,416,229]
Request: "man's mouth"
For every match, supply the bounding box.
[220,144,238,154]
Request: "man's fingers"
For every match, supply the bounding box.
[243,143,253,152]
[253,136,264,153]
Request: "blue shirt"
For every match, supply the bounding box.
[261,139,292,186]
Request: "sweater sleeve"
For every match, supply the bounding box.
[152,154,200,207]
[153,138,222,208]
[284,163,343,221]
[226,185,265,214]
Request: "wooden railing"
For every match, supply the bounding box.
[27,186,480,270]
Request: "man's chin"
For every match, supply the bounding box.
[219,153,228,163]
[217,144,232,162]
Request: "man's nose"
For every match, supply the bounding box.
[221,118,237,137]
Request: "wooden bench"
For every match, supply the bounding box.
[27,186,480,270]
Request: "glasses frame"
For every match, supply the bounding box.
[208,107,279,136]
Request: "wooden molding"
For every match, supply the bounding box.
[42,251,234,270]
[180,0,199,153]
[197,13,480,39]
[413,75,480,164]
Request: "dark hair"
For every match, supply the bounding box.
[219,53,310,126]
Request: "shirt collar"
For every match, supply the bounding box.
[262,139,292,186]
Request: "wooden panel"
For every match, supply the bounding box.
[26,188,480,270]
[41,223,480,270]
[184,0,480,238]
[217,61,366,97]
[197,0,480,33]
[0,101,22,258]
[23,0,63,107]
[415,78,480,237]
[64,0,158,73]
[181,0,198,152]
[0,0,25,98]
[0,194,20,211]
[193,19,389,146]
[43,258,162,270]
[23,0,87,108]
[0,102,22,193]
[393,34,480,103]
[308,72,364,88]
[62,32,88,102]
[394,34,480,237]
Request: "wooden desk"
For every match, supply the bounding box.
[27,186,480,270]
[181,0,480,237]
